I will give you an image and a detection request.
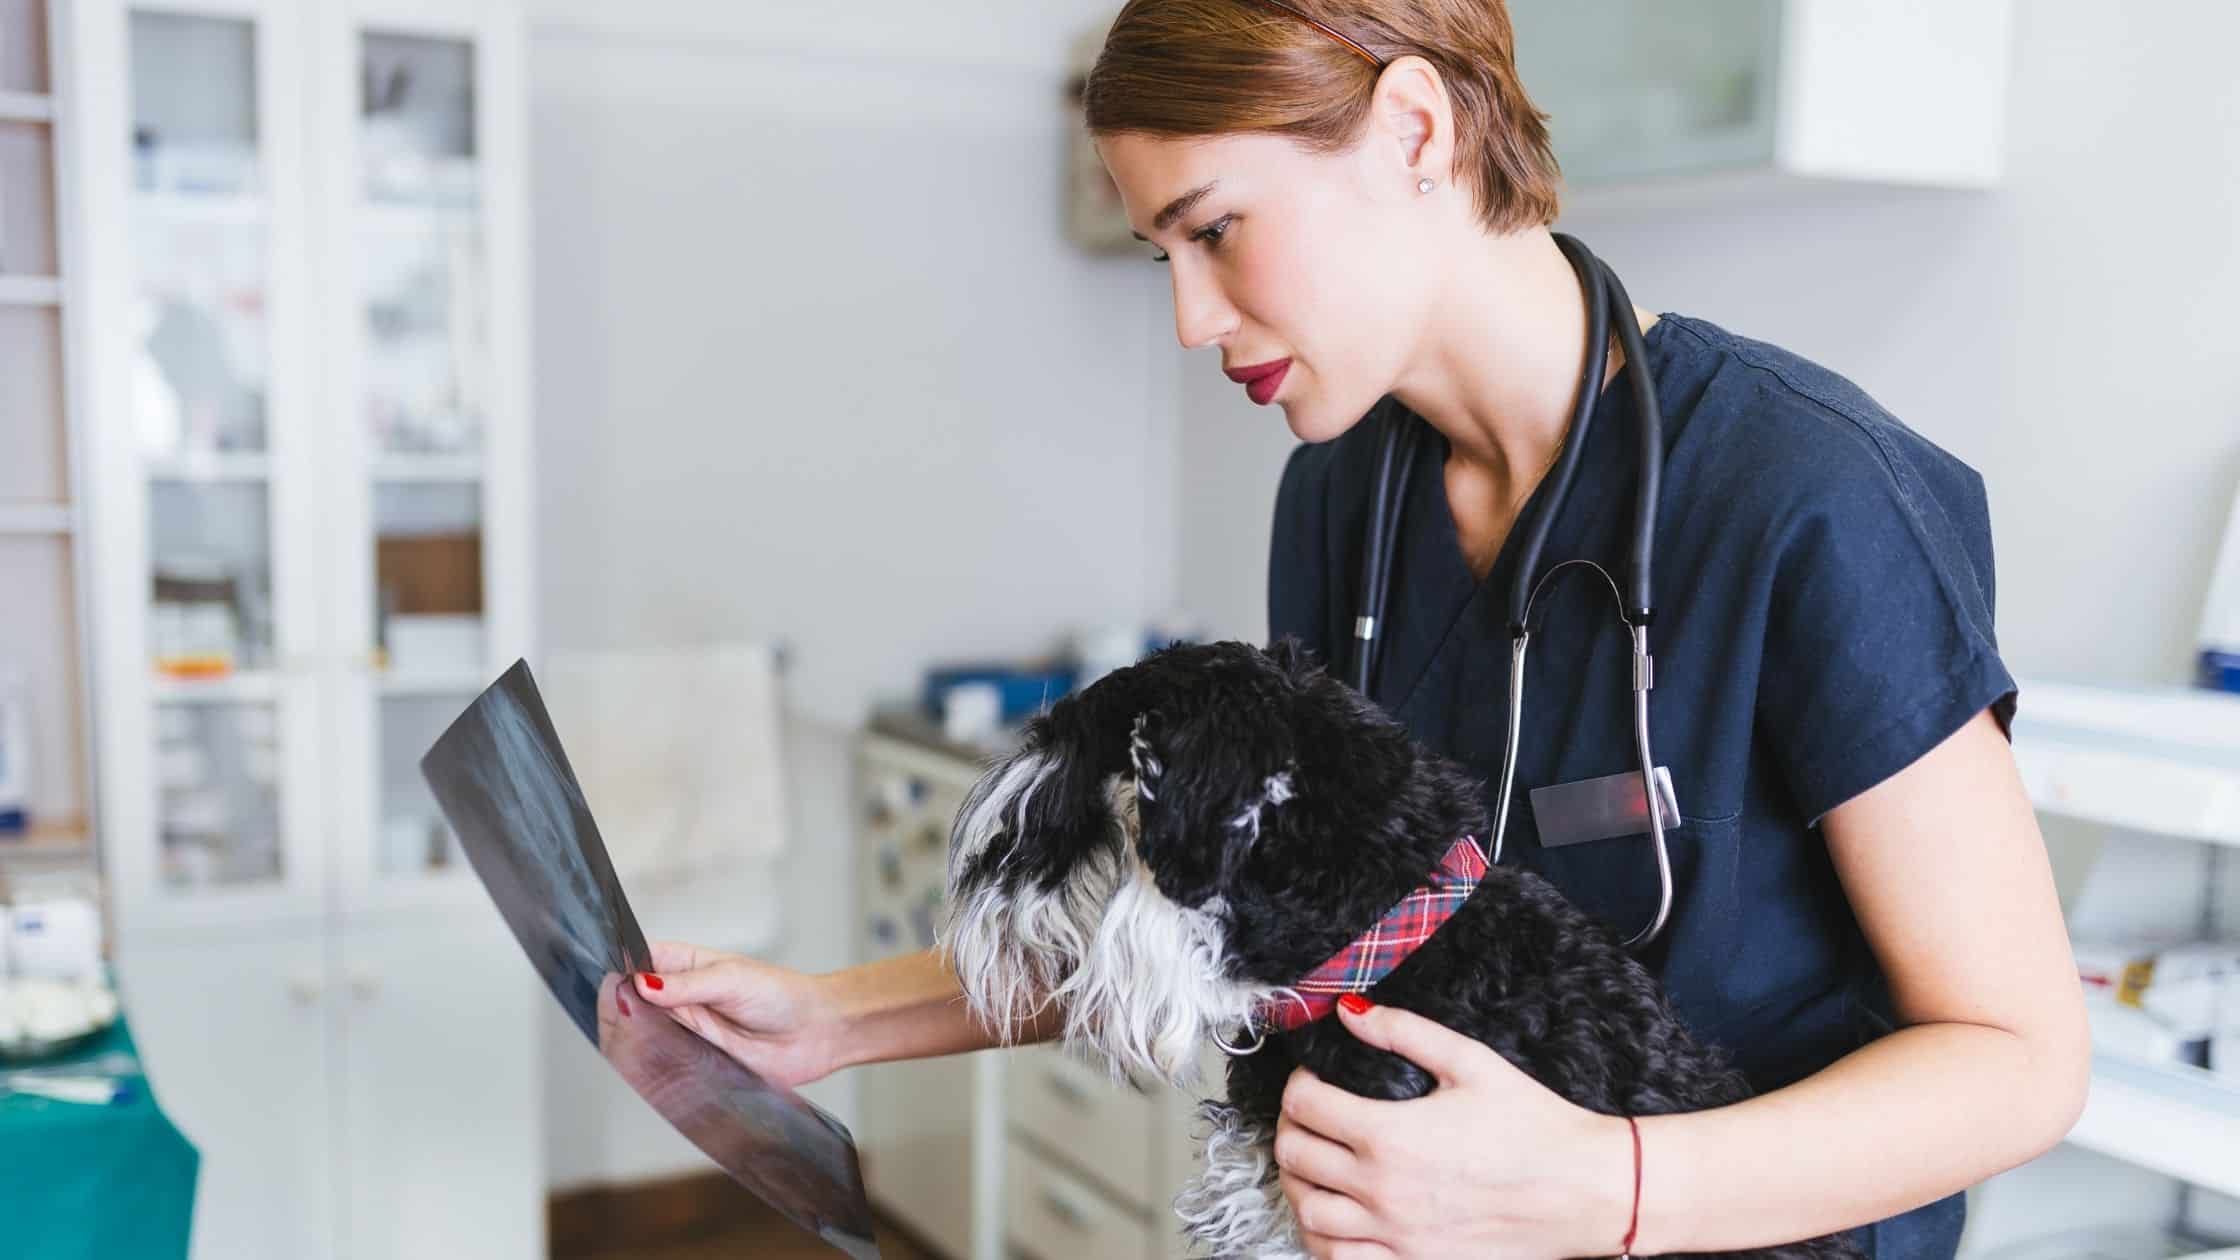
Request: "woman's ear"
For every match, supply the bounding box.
[1369,54,1454,183]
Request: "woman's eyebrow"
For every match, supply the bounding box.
[1132,181,1220,242]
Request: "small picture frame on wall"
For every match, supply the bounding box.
[1064,24,1139,256]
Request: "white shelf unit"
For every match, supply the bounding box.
[59,0,542,1255]
[0,0,103,900]
[2011,677,2240,1200]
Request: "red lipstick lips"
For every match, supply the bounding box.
[1224,358,1292,406]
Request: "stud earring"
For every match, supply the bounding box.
[1417,176,1435,194]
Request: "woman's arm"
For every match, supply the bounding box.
[1627,707,2091,1250]
[824,947,1068,1070]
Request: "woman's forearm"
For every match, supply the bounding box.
[821,947,1064,1069]
[1629,1019,2089,1252]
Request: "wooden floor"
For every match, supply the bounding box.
[551,1174,946,1260]
[561,1215,943,1260]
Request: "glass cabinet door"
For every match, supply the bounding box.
[1510,0,1783,187]
[334,17,498,903]
[126,4,313,906]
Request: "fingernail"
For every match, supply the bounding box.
[1337,993,1372,1015]
[640,972,664,991]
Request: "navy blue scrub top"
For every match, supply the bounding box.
[1267,312,2019,1260]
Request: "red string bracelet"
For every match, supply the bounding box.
[1620,1115,1643,1259]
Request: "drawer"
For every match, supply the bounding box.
[1007,1137,1157,1260]
[1009,1043,1160,1209]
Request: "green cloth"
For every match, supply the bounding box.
[0,1012,199,1259]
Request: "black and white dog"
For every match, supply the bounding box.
[937,637,1858,1260]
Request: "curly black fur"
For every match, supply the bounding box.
[941,636,1862,1260]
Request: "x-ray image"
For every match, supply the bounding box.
[421,660,877,1258]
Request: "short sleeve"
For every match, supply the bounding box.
[1755,445,2019,828]
[1267,441,1332,660]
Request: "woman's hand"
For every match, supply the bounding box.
[1276,997,1635,1260]
[629,940,850,1090]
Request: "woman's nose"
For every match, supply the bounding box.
[1169,263,1237,350]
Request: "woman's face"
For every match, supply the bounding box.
[1097,128,1443,443]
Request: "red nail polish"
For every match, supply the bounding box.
[616,991,633,1017]
[641,972,664,991]
[1338,993,1372,1015]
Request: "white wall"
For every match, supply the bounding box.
[522,0,1173,1191]
[1172,1,2240,1248]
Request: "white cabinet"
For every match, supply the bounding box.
[1513,0,2014,208]
[115,931,337,1260]
[853,718,1224,1260]
[68,0,533,933]
[59,0,541,1254]
[332,916,541,1260]
[116,913,541,1260]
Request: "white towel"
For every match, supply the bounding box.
[538,641,791,886]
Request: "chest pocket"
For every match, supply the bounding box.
[1523,812,1746,1019]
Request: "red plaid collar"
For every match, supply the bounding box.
[1257,834,1489,1033]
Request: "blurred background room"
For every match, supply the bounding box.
[1,1,2237,1258]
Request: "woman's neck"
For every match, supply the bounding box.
[1387,227,1656,574]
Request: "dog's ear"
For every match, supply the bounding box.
[949,696,1122,894]
[1130,706,1296,905]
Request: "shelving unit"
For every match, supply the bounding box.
[2011,677,2240,1202]
[0,0,102,901]
[48,0,544,1253]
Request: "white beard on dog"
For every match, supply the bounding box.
[940,762,1275,1089]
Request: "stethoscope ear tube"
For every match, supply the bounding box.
[1593,253,1663,627]
[1512,235,1612,637]
[1353,406,1422,695]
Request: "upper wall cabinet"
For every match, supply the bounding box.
[1511,0,2013,209]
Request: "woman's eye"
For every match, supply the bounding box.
[1149,215,1234,265]
[1193,215,1234,249]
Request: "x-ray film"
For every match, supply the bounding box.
[421,660,877,1259]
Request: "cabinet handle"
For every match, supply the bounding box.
[349,973,381,1002]
[286,976,324,1007]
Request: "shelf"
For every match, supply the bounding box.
[358,201,478,236]
[377,668,487,698]
[0,91,54,123]
[146,452,271,482]
[2011,676,2240,846]
[0,275,63,306]
[371,454,484,483]
[0,818,94,860]
[132,191,267,226]
[2067,1052,2240,1197]
[0,503,73,534]
[152,671,281,704]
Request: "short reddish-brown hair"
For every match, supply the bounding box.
[1083,0,1562,233]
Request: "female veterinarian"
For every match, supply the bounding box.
[633,2,2089,1257]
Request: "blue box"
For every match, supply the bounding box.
[2200,650,2240,694]
[923,664,1081,724]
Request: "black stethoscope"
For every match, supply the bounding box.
[1350,232,1674,947]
